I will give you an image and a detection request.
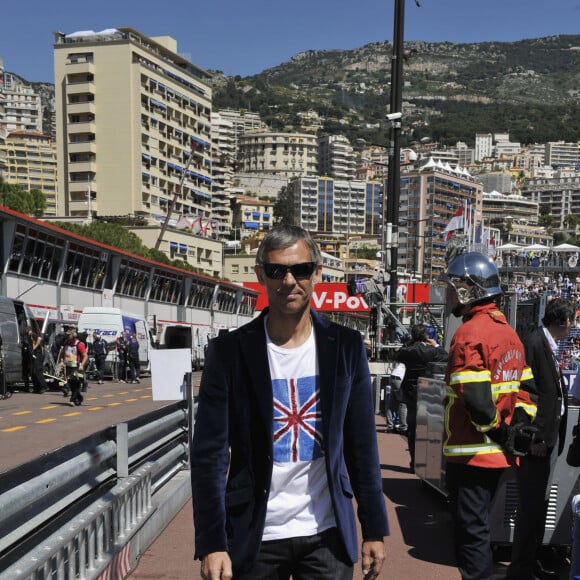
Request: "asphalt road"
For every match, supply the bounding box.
[0,372,201,473]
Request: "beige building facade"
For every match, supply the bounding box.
[238,131,318,177]
[53,27,214,241]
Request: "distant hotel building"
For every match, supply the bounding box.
[238,131,318,176]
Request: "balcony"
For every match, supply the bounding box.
[68,141,96,155]
[66,80,95,95]
[67,101,95,116]
[69,120,96,134]
[68,161,96,174]
[66,60,95,75]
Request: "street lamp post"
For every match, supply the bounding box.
[385,0,405,314]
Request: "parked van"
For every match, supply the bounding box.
[77,307,154,376]
[0,297,41,388]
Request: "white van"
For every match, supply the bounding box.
[77,307,154,376]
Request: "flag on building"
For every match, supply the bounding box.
[443,206,464,241]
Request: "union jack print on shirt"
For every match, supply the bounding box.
[272,375,323,463]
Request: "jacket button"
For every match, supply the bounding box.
[263,489,268,496]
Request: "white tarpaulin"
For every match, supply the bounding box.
[523,243,548,252]
[552,243,580,252]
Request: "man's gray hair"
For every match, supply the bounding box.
[256,224,322,265]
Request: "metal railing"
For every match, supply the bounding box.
[0,400,190,578]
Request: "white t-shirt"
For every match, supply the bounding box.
[262,320,336,541]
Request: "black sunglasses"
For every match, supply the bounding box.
[262,262,316,280]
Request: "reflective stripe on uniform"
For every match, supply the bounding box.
[443,441,504,456]
[516,400,537,419]
[449,369,491,385]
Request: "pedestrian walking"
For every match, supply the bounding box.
[23,326,49,393]
[394,323,448,471]
[127,332,140,383]
[116,331,128,383]
[439,251,538,580]
[91,331,108,384]
[59,326,89,406]
[191,224,389,580]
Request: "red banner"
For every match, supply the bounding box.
[243,282,430,312]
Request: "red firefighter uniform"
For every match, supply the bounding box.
[444,301,537,467]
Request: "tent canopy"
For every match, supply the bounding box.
[551,243,580,252]
[497,243,524,251]
[523,243,548,252]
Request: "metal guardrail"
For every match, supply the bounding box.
[0,400,189,577]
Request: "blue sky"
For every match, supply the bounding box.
[2,0,580,83]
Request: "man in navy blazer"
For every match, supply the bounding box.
[191,225,389,579]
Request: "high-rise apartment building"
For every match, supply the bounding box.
[398,162,483,281]
[317,135,355,179]
[0,58,43,135]
[545,141,580,168]
[288,176,382,238]
[522,170,580,230]
[216,109,267,161]
[1,131,58,215]
[474,132,493,162]
[53,28,213,222]
[238,132,318,176]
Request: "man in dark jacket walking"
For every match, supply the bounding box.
[394,323,448,471]
[91,332,108,384]
[127,332,140,384]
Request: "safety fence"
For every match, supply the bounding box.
[0,400,191,579]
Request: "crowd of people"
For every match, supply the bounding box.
[21,326,141,405]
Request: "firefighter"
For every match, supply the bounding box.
[438,251,537,580]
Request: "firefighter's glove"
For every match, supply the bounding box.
[487,422,538,456]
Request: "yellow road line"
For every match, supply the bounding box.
[36,418,57,424]
[140,395,151,399]
[125,398,138,402]
[87,407,104,411]
[13,411,32,416]
[63,412,82,417]
[41,405,58,410]
[107,402,122,407]
[2,426,26,432]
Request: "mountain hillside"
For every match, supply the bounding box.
[212,35,580,146]
[12,35,580,147]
